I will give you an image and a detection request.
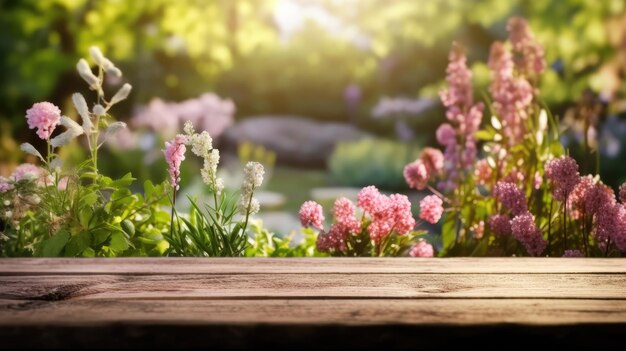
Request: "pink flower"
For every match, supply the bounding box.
[26,102,61,140]
[493,181,527,216]
[489,214,511,236]
[409,241,434,257]
[419,147,444,174]
[472,220,485,240]
[389,194,416,235]
[567,175,594,220]
[419,195,443,224]
[488,42,533,146]
[563,250,584,257]
[403,160,428,190]
[0,180,13,193]
[619,183,626,205]
[333,197,360,234]
[163,134,187,190]
[545,156,580,201]
[357,186,385,215]
[11,164,41,182]
[57,176,70,191]
[316,224,347,253]
[510,212,546,256]
[507,17,546,77]
[299,201,325,229]
[594,202,626,249]
[533,171,542,190]
[584,181,615,216]
[436,123,456,146]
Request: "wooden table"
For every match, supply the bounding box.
[1,258,625,349]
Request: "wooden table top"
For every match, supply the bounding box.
[1,258,625,349]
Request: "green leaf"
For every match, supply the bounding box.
[65,232,92,257]
[81,192,99,207]
[109,232,130,252]
[441,213,457,253]
[92,229,112,246]
[110,173,135,188]
[475,129,495,141]
[41,230,70,257]
[121,219,135,237]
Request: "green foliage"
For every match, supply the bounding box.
[329,138,421,190]
[245,222,324,257]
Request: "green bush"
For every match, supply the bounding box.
[329,138,421,190]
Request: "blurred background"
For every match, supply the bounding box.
[1,0,626,235]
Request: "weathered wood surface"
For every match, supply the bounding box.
[1,258,625,349]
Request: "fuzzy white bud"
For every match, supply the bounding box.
[89,46,105,66]
[3,200,9,206]
[76,59,98,88]
[110,83,132,105]
[104,121,127,139]
[93,104,106,116]
[20,143,44,162]
[50,116,84,148]
[72,93,93,133]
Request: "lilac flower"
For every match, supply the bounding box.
[510,213,546,256]
[493,181,528,216]
[545,156,580,202]
[419,195,443,224]
[163,135,187,190]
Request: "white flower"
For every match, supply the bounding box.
[50,116,84,148]
[20,143,44,162]
[89,46,105,66]
[3,200,10,206]
[4,211,12,218]
[27,195,40,204]
[110,83,132,105]
[191,131,212,158]
[243,161,264,189]
[200,149,222,193]
[183,121,195,136]
[72,93,93,133]
[76,59,98,88]
[238,162,264,215]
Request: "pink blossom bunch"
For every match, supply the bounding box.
[403,147,444,190]
[437,45,485,191]
[488,41,534,146]
[507,17,546,78]
[11,164,52,187]
[489,214,511,236]
[419,195,443,224]
[0,179,14,193]
[163,135,187,190]
[510,213,546,256]
[332,197,361,234]
[545,156,580,201]
[299,200,325,229]
[409,241,434,257]
[493,181,528,216]
[619,183,626,205]
[25,102,61,140]
[357,186,416,243]
[316,225,347,253]
[567,175,594,220]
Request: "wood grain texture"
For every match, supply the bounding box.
[0,258,625,349]
[2,257,626,274]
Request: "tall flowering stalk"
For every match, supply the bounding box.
[165,123,265,257]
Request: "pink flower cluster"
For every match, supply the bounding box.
[545,156,580,201]
[358,186,416,243]
[510,213,546,256]
[488,42,533,146]
[491,180,546,255]
[419,195,443,224]
[493,181,528,216]
[409,241,434,257]
[403,147,444,190]
[163,135,187,190]
[25,102,61,140]
[507,17,546,78]
[437,45,484,191]
[299,201,325,229]
[333,197,361,234]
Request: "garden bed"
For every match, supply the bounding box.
[1,258,625,349]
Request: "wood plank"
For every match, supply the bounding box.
[2,273,625,300]
[2,299,625,349]
[1,298,626,326]
[1,257,626,274]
